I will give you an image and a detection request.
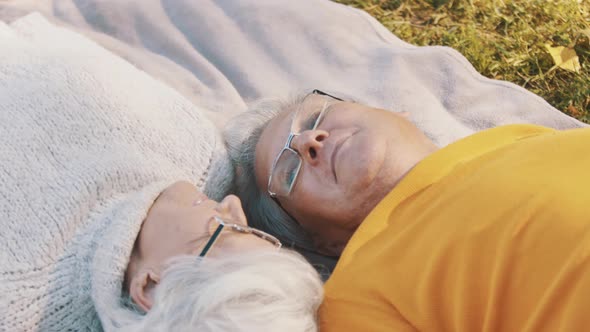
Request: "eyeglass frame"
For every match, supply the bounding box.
[266,89,344,204]
[199,216,283,257]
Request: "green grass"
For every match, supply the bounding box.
[334,0,590,123]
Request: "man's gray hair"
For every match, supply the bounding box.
[224,95,316,250]
[120,250,323,331]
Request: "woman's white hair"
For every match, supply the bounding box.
[223,95,316,250]
[122,249,323,332]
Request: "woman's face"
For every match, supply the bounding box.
[128,181,278,311]
[136,181,276,266]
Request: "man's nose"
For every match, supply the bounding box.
[290,129,329,165]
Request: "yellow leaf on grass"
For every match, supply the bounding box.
[545,44,581,73]
[578,29,590,48]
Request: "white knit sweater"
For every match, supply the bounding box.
[0,14,232,331]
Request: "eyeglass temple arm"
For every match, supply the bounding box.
[199,223,224,257]
[312,89,344,101]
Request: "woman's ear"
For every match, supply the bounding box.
[129,269,161,312]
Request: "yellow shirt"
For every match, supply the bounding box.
[320,125,590,332]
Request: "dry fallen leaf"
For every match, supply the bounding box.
[567,104,582,118]
[545,44,581,73]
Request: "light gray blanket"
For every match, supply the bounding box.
[0,0,585,147]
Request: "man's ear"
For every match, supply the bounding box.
[129,269,161,312]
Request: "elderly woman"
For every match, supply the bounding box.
[0,70,322,332]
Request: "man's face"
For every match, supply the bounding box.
[255,94,423,254]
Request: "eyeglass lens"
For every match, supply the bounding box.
[269,93,336,196]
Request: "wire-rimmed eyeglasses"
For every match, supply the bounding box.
[199,216,283,257]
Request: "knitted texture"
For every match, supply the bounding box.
[0,14,232,331]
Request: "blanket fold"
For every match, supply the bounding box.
[0,0,584,143]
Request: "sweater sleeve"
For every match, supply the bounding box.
[0,181,173,331]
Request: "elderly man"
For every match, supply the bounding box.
[226,89,590,331]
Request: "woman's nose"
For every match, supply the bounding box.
[290,129,329,165]
[216,195,248,225]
